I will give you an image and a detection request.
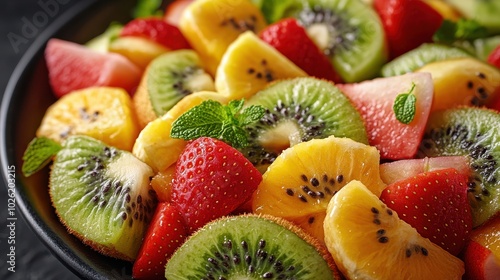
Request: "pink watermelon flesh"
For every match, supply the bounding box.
[380,156,471,185]
[45,38,141,97]
[338,72,433,159]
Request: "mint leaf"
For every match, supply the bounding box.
[228,99,244,114]
[393,83,417,125]
[22,137,62,177]
[170,99,265,148]
[433,20,457,43]
[170,100,227,139]
[238,105,266,126]
[133,0,163,18]
[434,19,489,43]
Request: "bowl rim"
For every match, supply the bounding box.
[0,1,118,278]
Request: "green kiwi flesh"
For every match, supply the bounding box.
[253,0,387,82]
[147,49,214,117]
[380,43,472,77]
[418,107,500,227]
[241,77,368,172]
[452,36,500,61]
[165,215,337,279]
[50,135,156,261]
[446,0,500,33]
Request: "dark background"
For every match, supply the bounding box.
[0,1,78,279]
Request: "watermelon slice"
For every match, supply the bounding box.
[338,72,433,160]
[45,38,141,98]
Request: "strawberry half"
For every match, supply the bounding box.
[463,240,500,280]
[259,18,342,83]
[120,17,191,50]
[380,168,472,256]
[171,137,262,232]
[132,202,188,279]
[374,0,443,59]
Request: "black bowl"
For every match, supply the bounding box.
[0,0,147,278]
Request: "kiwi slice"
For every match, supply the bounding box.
[134,49,215,127]
[418,107,500,227]
[241,77,368,172]
[452,36,500,61]
[147,50,214,117]
[165,214,340,279]
[50,135,156,261]
[252,0,387,82]
[380,43,472,77]
[446,0,500,33]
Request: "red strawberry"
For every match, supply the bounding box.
[164,0,194,26]
[462,240,500,280]
[259,18,342,83]
[380,168,472,256]
[487,44,500,69]
[132,202,188,279]
[374,0,443,59]
[171,137,262,232]
[120,17,191,50]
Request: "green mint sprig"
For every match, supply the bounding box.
[433,19,489,43]
[133,0,163,18]
[22,137,62,177]
[393,82,417,125]
[170,99,265,148]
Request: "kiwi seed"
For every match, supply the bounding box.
[221,15,258,32]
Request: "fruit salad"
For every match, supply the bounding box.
[21,0,500,279]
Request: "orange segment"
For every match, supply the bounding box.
[36,87,139,151]
[251,136,386,242]
[324,180,465,279]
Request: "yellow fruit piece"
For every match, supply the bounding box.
[423,0,461,21]
[179,0,267,76]
[151,164,176,202]
[324,180,465,280]
[470,215,500,260]
[216,31,307,100]
[109,36,169,70]
[37,87,139,151]
[132,91,228,172]
[252,136,386,242]
[417,58,500,112]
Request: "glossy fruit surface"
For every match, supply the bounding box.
[132,203,188,279]
[36,87,139,151]
[45,38,141,97]
[172,137,262,232]
[324,180,465,279]
[338,72,433,159]
[380,168,473,255]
